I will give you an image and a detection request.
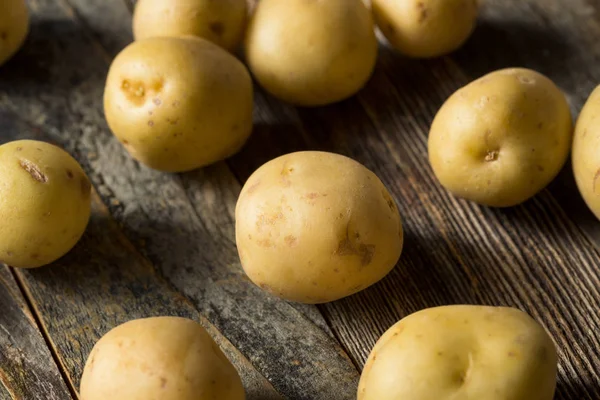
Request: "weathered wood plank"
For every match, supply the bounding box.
[0,0,359,398]
[0,266,73,400]
[226,2,600,399]
[14,193,281,400]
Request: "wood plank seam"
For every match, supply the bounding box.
[9,268,79,400]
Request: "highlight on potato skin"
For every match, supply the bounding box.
[80,317,246,400]
[235,151,403,304]
[133,0,248,52]
[0,0,30,66]
[358,305,558,400]
[103,36,254,173]
[244,0,378,107]
[0,140,92,269]
[372,0,479,58]
[428,68,572,207]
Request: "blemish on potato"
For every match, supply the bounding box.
[484,150,499,162]
[122,139,129,145]
[537,165,544,172]
[153,98,162,106]
[0,32,7,40]
[31,253,40,260]
[209,21,225,36]
[257,238,273,247]
[160,377,167,388]
[417,2,428,23]
[15,147,22,151]
[6,251,13,257]
[66,169,74,179]
[593,168,600,193]
[284,235,297,247]
[148,120,155,127]
[19,159,48,183]
[80,177,92,197]
[246,181,261,195]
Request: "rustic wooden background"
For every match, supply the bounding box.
[1,0,600,399]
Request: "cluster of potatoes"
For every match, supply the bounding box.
[7,0,600,399]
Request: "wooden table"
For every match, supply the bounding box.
[1,0,600,399]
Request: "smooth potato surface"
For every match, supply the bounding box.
[80,317,245,400]
[428,68,572,207]
[235,151,403,304]
[0,140,91,268]
[358,305,558,400]
[372,0,478,58]
[0,0,29,66]
[133,0,247,51]
[245,0,378,106]
[104,36,253,172]
[572,86,600,220]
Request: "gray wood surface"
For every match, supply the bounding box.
[1,0,600,399]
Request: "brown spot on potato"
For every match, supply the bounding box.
[306,192,319,199]
[166,118,178,125]
[153,98,162,106]
[81,177,92,197]
[148,120,154,127]
[284,235,297,247]
[246,181,261,195]
[160,377,167,388]
[19,160,48,183]
[257,238,273,247]
[334,268,339,273]
[594,168,600,193]
[0,32,7,40]
[417,2,428,22]
[232,123,239,131]
[16,147,22,151]
[484,150,499,162]
[209,22,225,36]
[122,139,129,145]
[256,212,285,230]
[508,351,516,357]
[537,165,545,172]
[66,169,74,179]
[31,253,40,260]
[6,251,13,257]
[537,122,544,129]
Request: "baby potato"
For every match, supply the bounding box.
[0,140,91,269]
[0,0,29,66]
[572,86,600,220]
[104,36,253,172]
[80,317,245,400]
[358,305,558,400]
[428,68,572,207]
[235,151,403,304]
[133,0,247,52]
[372,0,479,58]
[245,0,378,106]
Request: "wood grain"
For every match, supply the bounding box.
[0,0,360,398]
[0,266,73,400]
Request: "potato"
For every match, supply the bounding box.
[358,305,558,400]
[80,317,245,400]
[104,36,253,172]
[0,140,91,269]
[235,151,403,304]
[244,0,378,106]
[571,86,600,220]
[372,0,478,58]
[428,68,572,207]
[0,0,29,66]
[133,0,247,52]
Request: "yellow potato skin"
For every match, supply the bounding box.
[572,86,600,220]
[358,306,558,400]
[80,317,245,400]
[0,0,29,66]
[133,0,247,52]
[0,140,91,269]
[428,68,572,207]
[104,36,253,172]
[244,0,378,107]
[235,151,403,304]
[372,0,478,58]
